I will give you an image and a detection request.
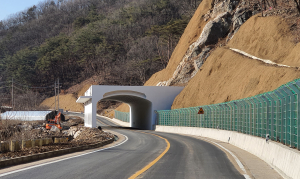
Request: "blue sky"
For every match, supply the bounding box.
[0,0,43,21]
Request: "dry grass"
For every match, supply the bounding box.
[0,119,45,141]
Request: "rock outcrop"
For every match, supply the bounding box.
[156,0,254,86]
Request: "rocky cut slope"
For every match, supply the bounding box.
[145,0,255,87]
[117,0,300,112]
[171,2,300,109]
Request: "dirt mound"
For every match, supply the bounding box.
[72,127,113,142]
[40,94,84,112]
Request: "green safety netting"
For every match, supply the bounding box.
[115,78,300,150]
[114,111,130,123]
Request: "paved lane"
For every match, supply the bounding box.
[140,131,244,178]
[0,114,244,179]
[98,116,243,179]
[0,116,166,179]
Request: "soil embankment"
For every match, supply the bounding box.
[172,15,300,109]
[40,76,100,112]
[40,94,84,112]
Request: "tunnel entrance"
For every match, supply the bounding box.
[101,91,152,130]
[76,85,184,130]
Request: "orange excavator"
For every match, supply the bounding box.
[46,112,62,130]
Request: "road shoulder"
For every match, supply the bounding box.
[177,134,283,179]
[102,116,283,179]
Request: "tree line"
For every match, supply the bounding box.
[0,0,202,98]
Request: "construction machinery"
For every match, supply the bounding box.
[45,111,62,130]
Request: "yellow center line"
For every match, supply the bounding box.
[97,117,170,178]
[97,119,106,125]
[128,132,170,179]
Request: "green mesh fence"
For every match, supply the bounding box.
[114,79,300,150]
[114,110,130,123]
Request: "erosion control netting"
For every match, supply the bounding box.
[115,78,300,150]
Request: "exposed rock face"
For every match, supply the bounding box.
[233,7,253,32]
[156,0,255,87]
[194,47,211,71]
[171,62,195,85]
[200,12,231,46]
[211,0,239,18]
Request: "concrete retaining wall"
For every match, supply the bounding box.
[156,126,300,179]
[106,117,300,179]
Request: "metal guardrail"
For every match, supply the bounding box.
[114,110,130,123]
[115,78,300,150]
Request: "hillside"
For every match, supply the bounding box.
[144,0,214,86]
[0,0,205,111]
[172,14,300,108]
[0,0,201,99]
[115,0,214,113]
[40,0,300,113]
[117,0,300,112]
[40,75,100,112]
[40,94,84,112]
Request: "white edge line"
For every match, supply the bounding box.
[0,134,129,177]
[201,138,251,179]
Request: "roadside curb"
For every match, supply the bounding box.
[0,138,114,169]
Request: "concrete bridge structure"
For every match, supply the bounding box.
[76,85,184,130]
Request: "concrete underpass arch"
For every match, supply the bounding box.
[76,86,184,130]
[102,94,152,130]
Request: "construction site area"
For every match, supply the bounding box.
[0,112,114,160]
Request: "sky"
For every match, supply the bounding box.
[0,0,43,21]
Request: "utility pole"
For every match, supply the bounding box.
[57,78,59,112]
[11,77,13,109]
[54,80,56,111]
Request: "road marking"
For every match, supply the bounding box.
[99,116,248,178]
[0,134,129,177]
[97,119,107,125]
[200,138,251,179]
[128,133,170,179]
[98,117,170,179]
[97,117,118,127]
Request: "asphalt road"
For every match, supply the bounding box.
[0,113,244,179]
